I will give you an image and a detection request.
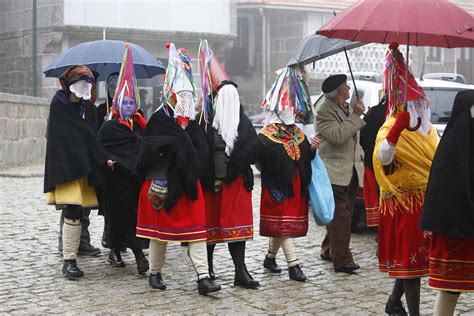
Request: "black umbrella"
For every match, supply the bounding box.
[287,33,366,99]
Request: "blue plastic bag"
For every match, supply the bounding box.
[308,153,335,226]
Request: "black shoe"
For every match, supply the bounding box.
[289,264,307,282]
[263,256,281,273]
[335,262,360,274]
[62,259,84,279]
[197,277,221,295]
[234,264,260,289]
[149,273,166,290]
[78,243,101,256]
[132,248,149,275]
[320,254,331,262]
[108,249,125,267]
[385,295,407,315]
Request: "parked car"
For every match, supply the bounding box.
[421,73,468,84]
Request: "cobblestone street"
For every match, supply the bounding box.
[0,164,473,315]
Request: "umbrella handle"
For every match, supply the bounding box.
[406,117,421,132]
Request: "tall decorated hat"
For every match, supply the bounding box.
[162,43,196,114]
[198,39,231,124]
[112,44,140,114]
[383,42,427,118]
[261,66,312,117]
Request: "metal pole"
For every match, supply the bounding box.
[32,0,37,96]
[259,8,267,100]
[343,47,358,100]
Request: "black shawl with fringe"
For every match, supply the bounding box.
[421,90,474,237]
[44,90,108,193]
[249,124,314,196]
[200,107,257,192]
[136,108,209,211]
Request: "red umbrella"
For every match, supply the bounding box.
[317,0,474,130]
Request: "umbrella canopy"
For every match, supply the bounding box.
[317,0,474,48]
[286,34,366,66]
[43,40,165,80]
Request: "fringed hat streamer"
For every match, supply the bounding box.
[262,67,312,116]
[382,43,426,119]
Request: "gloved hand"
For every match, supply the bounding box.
[386,111,411,145]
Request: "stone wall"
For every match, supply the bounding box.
[0,93,49,169]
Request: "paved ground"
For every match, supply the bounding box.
[0,164,473,315]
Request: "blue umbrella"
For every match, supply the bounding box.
[43,40,165,80]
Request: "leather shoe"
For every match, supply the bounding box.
[132,248,149,275]
[385,295,407,315]
[149,273,166,290]
[234,264,260,289]
[289,264,307,282]
[197,277,221,295]
[62,259,84,279]
[335,262,360,273]
[263,256,281,273]
[108,249,125,267]
[78,243,101,256]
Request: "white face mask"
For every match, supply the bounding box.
[70,80,92,100]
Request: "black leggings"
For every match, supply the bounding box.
[63,205,83,221]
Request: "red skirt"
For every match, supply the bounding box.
[378,196,431,278]
[428,233,474,292]
[363,166,380,227]
[260,173,308,237]
[204,177,254,243]
[136,180,207,242]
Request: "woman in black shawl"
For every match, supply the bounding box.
[421,90,474,315]
[200,79,260,289]
[44,65,114,279]
[98,91,149,274]
[135,43,221,295]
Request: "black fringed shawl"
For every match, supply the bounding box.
[421,90,474,237]
[200,107,257,192]
[44,90,108,193]
[249,124,314,196]
[136,108,209,211]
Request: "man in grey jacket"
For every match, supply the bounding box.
[315,74,366,273]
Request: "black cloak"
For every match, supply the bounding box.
[98,118,148,249]
[136,108,209,211]
[44,90,108,193]
[200,107,257,192]
[421,90,474,237]
[249,124,314,197]
[360,97,387,170]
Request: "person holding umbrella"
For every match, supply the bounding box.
[97,45,149,275]
[44,65,115,279]
[420,90,474,316]
[374,43,439,315]
[198,40,259,289]
[135,43,221,295]
[249,66,318,282]
[315,73,365,273]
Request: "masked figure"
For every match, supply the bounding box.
[135,43,221,295]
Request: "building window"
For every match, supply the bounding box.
[427,47,443,63]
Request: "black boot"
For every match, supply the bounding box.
[149,273,166,290]
[263,256,281,273]
[197,277,221,295]
[108,249,125,267]
[385,295,408,315]
[207,244,216,281]
[132,248,149,275]
[62,259,84,279]
[289,264,306,282]
[234,264,260,289]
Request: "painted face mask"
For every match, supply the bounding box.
[69,80,92,100]
[120,96,137,119]
[174,90,195,129]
